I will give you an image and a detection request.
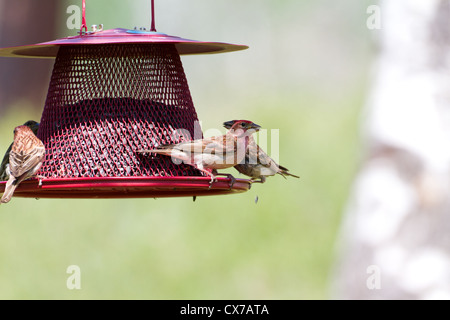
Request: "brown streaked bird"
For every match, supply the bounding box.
[1,124,45,204]
[0,120,40,181]
[223,120,299,183]
[138,120,261,186]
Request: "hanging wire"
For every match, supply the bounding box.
[80,0,88,35]
[150,0,156,32]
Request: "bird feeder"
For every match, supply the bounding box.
[0,0,251,199]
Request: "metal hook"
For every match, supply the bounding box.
[80,0,87,35]
[150,0,156,32]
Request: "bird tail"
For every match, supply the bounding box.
[280,171,300,179]
[138,148,176,156]
[278,165,300,179]
[138,141,180,152]
[138,147,191,165]
[1,177,18,204]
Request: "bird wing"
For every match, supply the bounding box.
[246,139,273,168]
[145,137,225,154]
[182,138,222,154]
[201,136,228,155]
[243,139,286,177]
[139,137,224,165]
[0,143,12,180]
[9,146,45,178]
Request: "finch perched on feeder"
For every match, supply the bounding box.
[223,120,299,183]
[0,120,40,181]
[138,120,261,186]
[1,124,45,204]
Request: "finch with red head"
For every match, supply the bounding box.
[1,124,45,204]
[138,120,261,186]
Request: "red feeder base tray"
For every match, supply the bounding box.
[0,176,250,199]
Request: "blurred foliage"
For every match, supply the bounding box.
[0,0,373,299]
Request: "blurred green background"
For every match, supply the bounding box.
[0,0,374,299]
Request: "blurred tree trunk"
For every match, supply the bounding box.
[0,0,57,114]
[334,0,450,299]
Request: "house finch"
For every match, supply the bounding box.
[0,120,40,181]
[138,120,261,186]
[223,120,299,183]
[1,124,45,204]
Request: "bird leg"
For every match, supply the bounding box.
[250,176,266,184]
[195,167,217,189]
[207,173,217,189]
[206,170,218,189]
[35,175,45,186]
[214,172,237,190]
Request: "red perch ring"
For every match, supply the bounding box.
[0,177,250,199]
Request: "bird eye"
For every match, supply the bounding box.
[241,123,246,128]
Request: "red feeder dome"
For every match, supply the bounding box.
[0,10,250,199]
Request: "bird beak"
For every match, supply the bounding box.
[223,120,235,129]
[250,123,261,131]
